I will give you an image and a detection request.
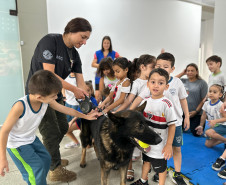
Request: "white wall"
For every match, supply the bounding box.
[200,18,214,81]
[46,0,201,81]
[213,0,226,74]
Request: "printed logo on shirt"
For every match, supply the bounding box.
[147,112,153,119]
[56,55,63,61]
[206,112,214,120]
[43,50,53,60]
[169,88,176,96]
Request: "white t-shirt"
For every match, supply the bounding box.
[139,77,187,126]
[104,76,117,89]
[143,97,176,159]
[130,78,148,95]
[208,72,226,91]
[7,95,48,148]
[202,99,226,126]
[163,77,188,126]
[111,78,131,111]
[65,75,79,106]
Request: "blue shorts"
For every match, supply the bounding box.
[213,125,226,135]
[65,102,81,129]
[206,125,226,140]
[173,125,183,147]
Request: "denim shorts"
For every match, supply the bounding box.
[173,125,183,147]
[206,124,226,140]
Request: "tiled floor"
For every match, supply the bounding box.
[0,130,189,185]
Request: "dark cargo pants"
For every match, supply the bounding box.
[39,99,68,170]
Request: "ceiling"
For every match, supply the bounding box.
[179,0,215,7]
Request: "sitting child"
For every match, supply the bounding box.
[196,84,226,148]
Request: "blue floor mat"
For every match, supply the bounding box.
[168,132,225,185]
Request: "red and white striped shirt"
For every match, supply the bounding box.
[143,96,176,159]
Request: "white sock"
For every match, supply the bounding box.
[141,178,147,183]
[220,156,225,160]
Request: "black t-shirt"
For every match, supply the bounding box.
[25,34,82,95]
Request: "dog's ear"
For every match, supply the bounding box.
[135,101,147,113]
[107,112,124,124]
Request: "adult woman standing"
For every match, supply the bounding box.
[25,18,91,182]
[177,63,208,136]
[91,36,120,102]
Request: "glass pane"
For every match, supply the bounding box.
[0,0,16,12]
[0,1,24,125]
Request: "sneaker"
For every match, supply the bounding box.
[49,165,77,182]
[212,158,225,171]
[61,159,69,167]
[130,179,149,185]
[64,142,80,149]
[153,173,159,182]
[218,168,226,179]
[172,172,186,185]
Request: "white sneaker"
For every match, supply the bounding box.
[64,142,80,149]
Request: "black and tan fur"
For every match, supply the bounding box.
[79,103,162,185]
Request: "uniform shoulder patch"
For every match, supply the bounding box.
[43,50,53,60]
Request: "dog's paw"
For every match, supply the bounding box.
[80,163,87,168]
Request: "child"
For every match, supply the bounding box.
[130,52,190,185]
[62,72,81,148]
[116,54,156,112]
[131,68,176,185]
[115,54,156,181]
[206,55,226,92]
[196,84,226,148]
[0,70,98,184]
[64,80,98,149]
[98,57,131,113]
[97,57,117,101]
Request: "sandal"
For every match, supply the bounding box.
[127,169,134,182]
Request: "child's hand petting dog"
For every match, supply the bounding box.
[85,111,99,120]
[88,109,103,118]
[162,143,173,160]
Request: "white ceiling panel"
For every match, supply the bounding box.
[179,0,215,7]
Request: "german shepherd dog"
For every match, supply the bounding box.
[79,102,162,185]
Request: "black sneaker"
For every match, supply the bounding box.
[153,173,159,182]
[212,158,225,171]
[218,168,226,179]
[172,172,186,185]
[130,179,149,185]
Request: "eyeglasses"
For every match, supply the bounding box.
[112,86,118,99]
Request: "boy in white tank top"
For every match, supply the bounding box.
[0,70,98,185]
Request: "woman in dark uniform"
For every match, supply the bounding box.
[25,17,92,183]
